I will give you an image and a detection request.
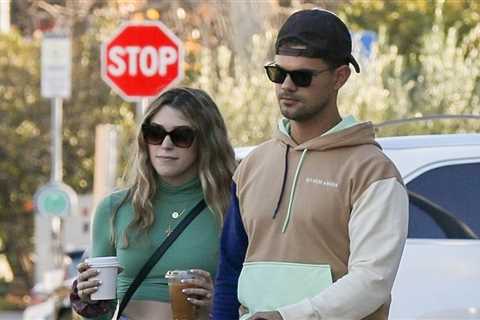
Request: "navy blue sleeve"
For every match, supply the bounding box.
[212,183,248,320]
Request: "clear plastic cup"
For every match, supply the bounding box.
[165,270,198,320]
[85,256,120,300]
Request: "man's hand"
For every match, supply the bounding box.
[248,311,283,320]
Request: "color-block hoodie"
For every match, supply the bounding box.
[212,118,409,320]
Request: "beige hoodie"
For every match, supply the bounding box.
[234,121,409,320]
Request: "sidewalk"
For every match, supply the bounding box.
[0,310,23,319]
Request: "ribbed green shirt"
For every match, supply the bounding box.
[91,177,220,302]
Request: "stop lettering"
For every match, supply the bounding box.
[101,22,184,101]
[108,46,177,77]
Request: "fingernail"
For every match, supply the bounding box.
[180,279,185,283]
[97,280,102,285]
[187,298,192,302]
[182,289,186,293]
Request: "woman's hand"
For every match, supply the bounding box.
[76,261,101,302]
[181,269,214,308]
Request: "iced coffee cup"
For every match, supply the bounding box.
[165,270,198,320]
[85,256,121,300]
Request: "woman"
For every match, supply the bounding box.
[71,87,236,319]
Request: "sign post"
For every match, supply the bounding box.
[35,33,77,274]
[101,21,184,117]
[35,183,78,217]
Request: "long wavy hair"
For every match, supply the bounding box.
[111,87,236,247]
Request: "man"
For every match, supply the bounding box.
[212,8,408,320]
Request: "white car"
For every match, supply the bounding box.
[380,133,480,320]
[236,132,480,320]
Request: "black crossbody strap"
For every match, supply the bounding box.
[116,199,207,319]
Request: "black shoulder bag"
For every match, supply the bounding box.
[113,199,206,320]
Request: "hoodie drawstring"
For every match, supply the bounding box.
[272,145,290,219]
[282,148,308,233]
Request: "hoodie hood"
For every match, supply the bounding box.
[275,117,381,151]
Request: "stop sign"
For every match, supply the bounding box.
[101,22,183,101]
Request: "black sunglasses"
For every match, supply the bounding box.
[264,63,331,87]
[142,123,196,148]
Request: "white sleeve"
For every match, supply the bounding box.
[277,177,409,320]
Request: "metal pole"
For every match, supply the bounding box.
[93,125,119,208]
[51,97,63,268]
[106,126,119,190]
[0,0,10,33]
[136,98,149,124]
[51,216,63,267]
[51,97,63,182]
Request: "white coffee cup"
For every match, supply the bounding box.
[85,256,121,300]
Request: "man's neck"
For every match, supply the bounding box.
[290,111,342,144]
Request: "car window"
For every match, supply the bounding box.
[407,163,480,239]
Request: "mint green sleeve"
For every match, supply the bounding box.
[91,195,116,258]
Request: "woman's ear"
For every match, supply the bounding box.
[333,65,351,90]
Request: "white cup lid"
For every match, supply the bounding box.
[86,256,120,268]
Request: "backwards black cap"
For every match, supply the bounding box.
[275,9,360,73]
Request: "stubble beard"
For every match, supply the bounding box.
[279,98,329,123]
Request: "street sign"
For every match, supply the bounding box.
[352,30,377,58]
[101,22,184,102]
[41,33,71,98]
[34,182,78,217]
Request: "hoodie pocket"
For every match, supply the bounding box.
[238,261,333,319]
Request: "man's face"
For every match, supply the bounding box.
[273,54,337,122]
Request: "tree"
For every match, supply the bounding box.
[0,31,42,290]
[0,5,136,290]
[337,0,480,136]
[339,0,480,59]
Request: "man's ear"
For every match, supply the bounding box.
[333,65,351,90]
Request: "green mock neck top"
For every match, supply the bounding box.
[90,177,220,302]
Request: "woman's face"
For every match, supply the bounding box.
[146,105,198,186]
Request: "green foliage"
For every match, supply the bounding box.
[0,14,136,289]
[65,13,136,193]
[188,32,279,146]
[340,0,480,58]
[339,1,480,136]
[0,30,42,290]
